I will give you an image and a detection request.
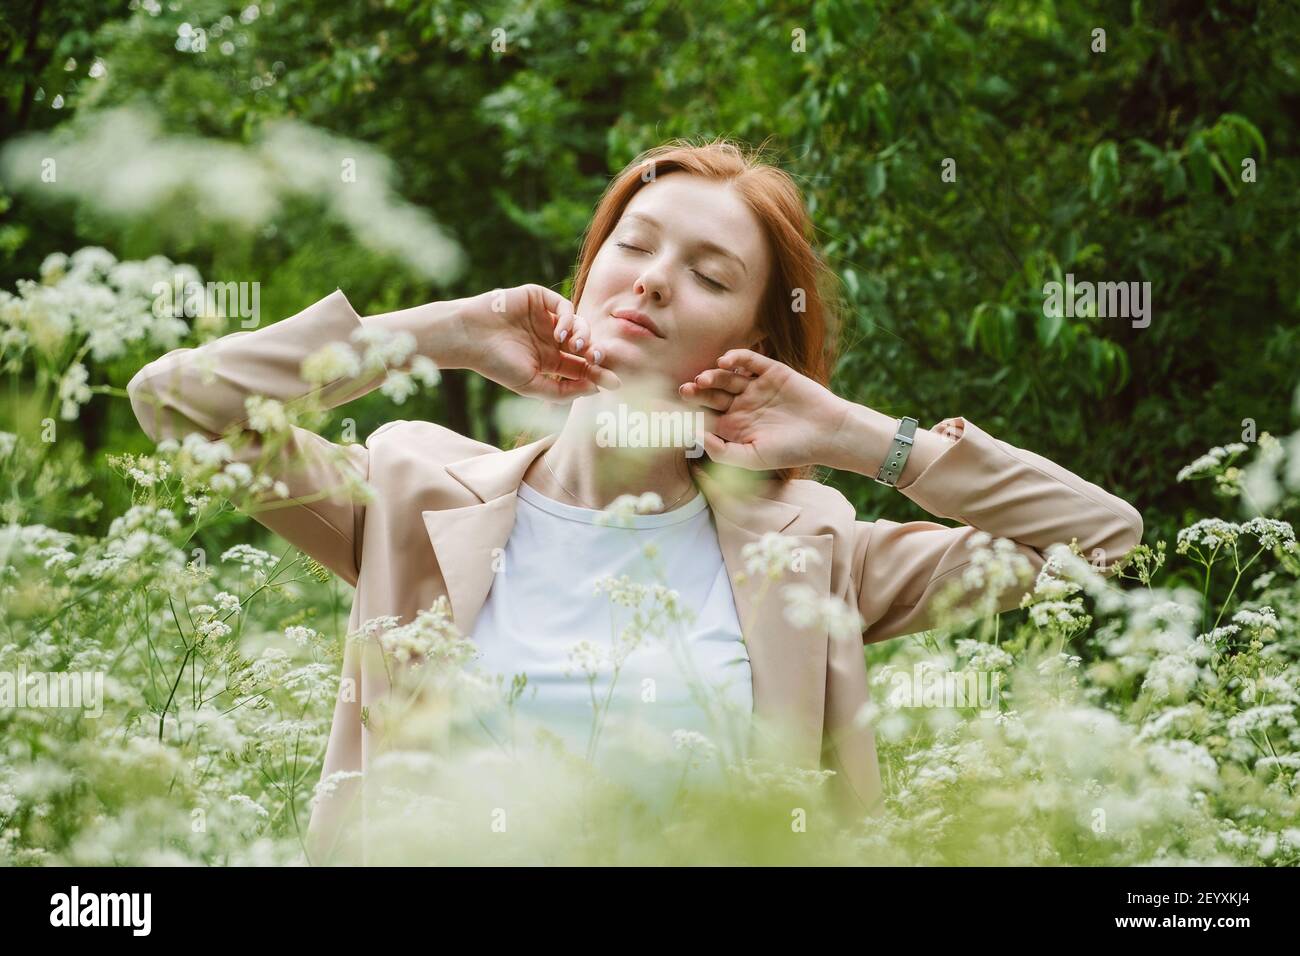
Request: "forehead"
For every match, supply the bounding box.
[620,174,768,268]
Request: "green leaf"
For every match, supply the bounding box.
[866,162,887,199]
[968,303,1017,361]
[1133,138,1164,161]
[1219,112,1268,161]
[1037,305,1064,349]
[1208,151,1238,197]
[1088,141,1119,203]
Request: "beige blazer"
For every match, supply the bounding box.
[127,289,1144,862]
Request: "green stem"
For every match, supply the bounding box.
[1211,546,1265,632]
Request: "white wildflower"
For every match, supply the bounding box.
[410,354,440,386]
[221,544,275,570]
[301,341,362,385]
[1176,443,1249,482]
[285,625,317,647]
[1240,517,1295,550]
[181,432,233,469]
[783,583,864,641]
[58,363,92,421]
[196,619,232,641]
[351,325,416,371]
[244,395,289,434]
[1176,519,1242,554]
[226,793,270,819]
[311,770,364,808]
[737,530,822,581]
[379,371,417,404]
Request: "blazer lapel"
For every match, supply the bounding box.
[422,434,833,768]
[421,433,560,633]
[694,468,833,768]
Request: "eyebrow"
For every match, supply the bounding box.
[621,211,749,276]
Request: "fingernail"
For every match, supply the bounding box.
[593,349,602,364]
[558,329,568,343]
[574,337,584,352]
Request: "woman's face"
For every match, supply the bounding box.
[575,173,772,390]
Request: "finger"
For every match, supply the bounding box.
[568,312,592,356]
[541,349,621,391]
[677,382,734,412]
[556,295,575,329]
[540,349,591,379]
[930,417,963,442]
[692,368,752,395]
[533,362,621,400]
[533,375,600,402]
[554,313,573,346]
[534,283,572,320]
[700,431,730,463]
[545,292,577,347]
[583,358,621,391]
[702,429,769,470]
[717,349,776,377]
[700,431,764,470]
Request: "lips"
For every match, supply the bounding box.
[610,309,665,338]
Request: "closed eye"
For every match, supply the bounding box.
[616,242,727,291]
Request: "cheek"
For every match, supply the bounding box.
[671,304,754,377]
[579,261,634,315]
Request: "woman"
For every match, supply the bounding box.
[127,139,1144,863]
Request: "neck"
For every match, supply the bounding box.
[523,376,704,512]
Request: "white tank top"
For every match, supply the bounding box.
[464,479,753,796]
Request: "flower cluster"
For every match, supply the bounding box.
[350,598,475,670]
[735,530,824,584]
[299,326,439,406]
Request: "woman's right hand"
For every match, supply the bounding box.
[458,284,620,401]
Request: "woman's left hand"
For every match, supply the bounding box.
[678,348,849,471]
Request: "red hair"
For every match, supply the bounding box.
[568,137,844,482]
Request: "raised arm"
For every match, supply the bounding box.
[682,349,1144,645]
[126,289,468,585]
[127,283,621,585]
[831,406,1144,643]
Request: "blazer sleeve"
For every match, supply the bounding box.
[126,289,392,587]
[850,417,1143,644]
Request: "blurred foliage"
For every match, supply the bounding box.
[1,0,1298,553]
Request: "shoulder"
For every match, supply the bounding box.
[365,419,499,463]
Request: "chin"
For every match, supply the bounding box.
[600,341,657,371]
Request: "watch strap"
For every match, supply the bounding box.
[874,416,920,486]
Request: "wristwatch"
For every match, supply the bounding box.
[874,416,919,486]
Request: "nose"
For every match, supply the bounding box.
[634,267,670,306]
